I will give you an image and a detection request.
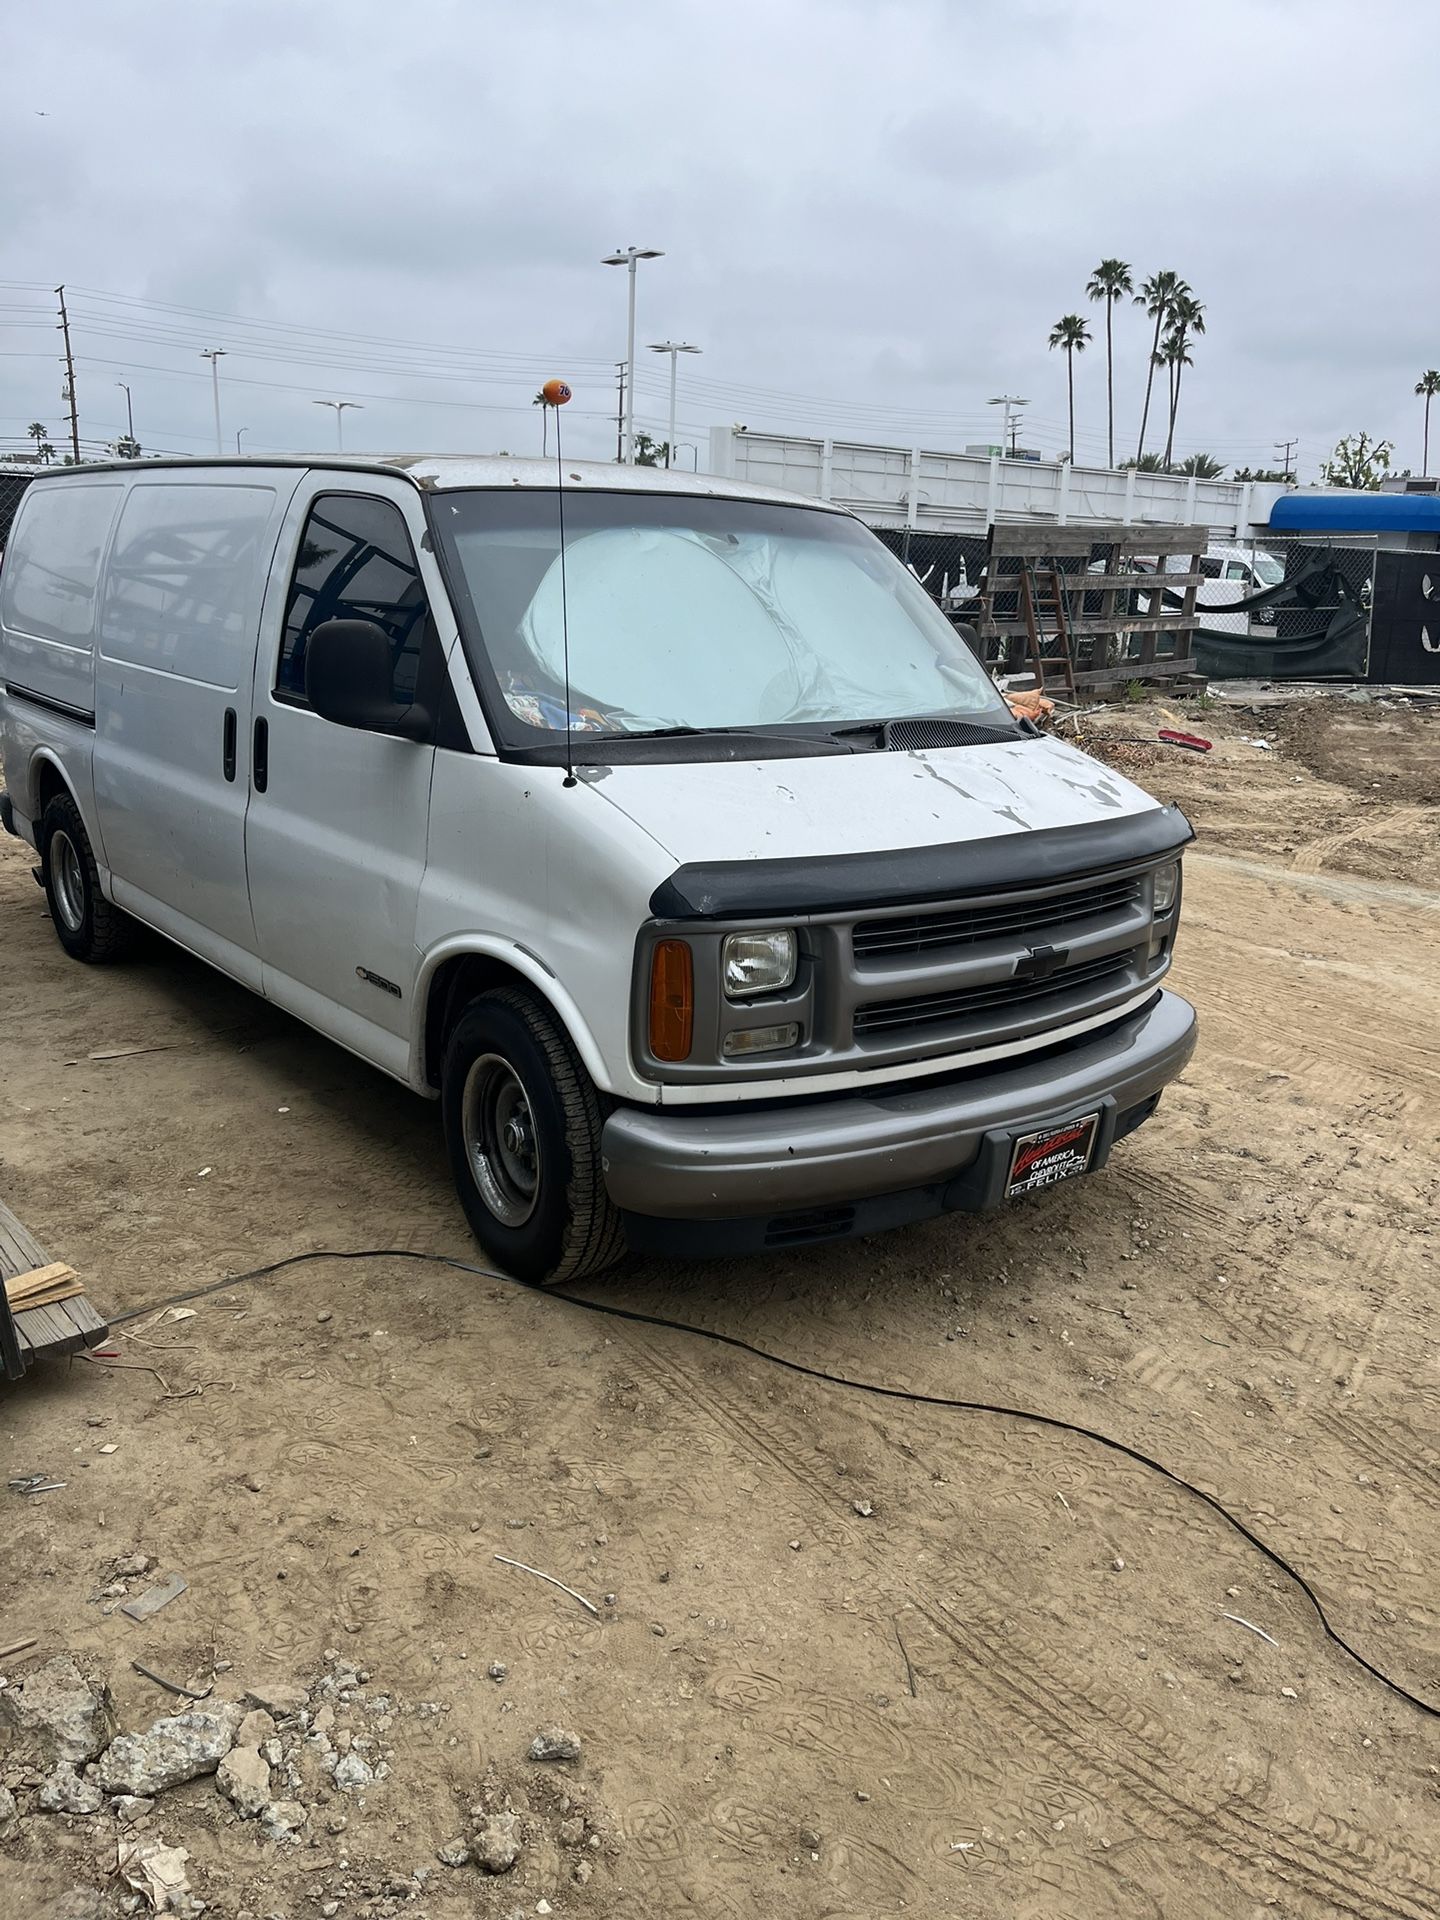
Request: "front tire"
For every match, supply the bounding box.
[40,793,134,963]
[441,987,624,1285]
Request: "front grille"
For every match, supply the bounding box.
[853,950,1139,1038]
[854,876,1142,960]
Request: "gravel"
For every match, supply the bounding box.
[332,1751,374,1792]
[38,1762,103,1816]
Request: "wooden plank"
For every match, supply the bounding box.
[56,1294,108,1347]
[0,1198,49,1279]
[5,1263,83,1309]
[1068,656,1197,688]
[990,524,1106,558]
[0,1194,109,1367]
[1117,524,1209,554]
[981,616,1203,638]
[1073,571,1203,590]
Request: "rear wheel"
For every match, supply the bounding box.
[441,986,625,1285]
[40,793,134,963]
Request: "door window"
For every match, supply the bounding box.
[277,494,430,707]
[1224,561,1251,582]
[1198,556,1223,580]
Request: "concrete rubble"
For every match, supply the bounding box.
[472,1809,522,1874]
[0,1648,617,1908]
[38,1761,104,1816]
[0,1654,115,1764]
[96,1705,242,1797]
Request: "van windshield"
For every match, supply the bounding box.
[429,490,1010,752]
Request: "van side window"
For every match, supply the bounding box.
[1224,561,1250,582]
[1198,556,1223,580]
[277,495,430,707]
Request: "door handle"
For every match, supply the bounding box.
[222,708,237,782]
[253,716,269,793]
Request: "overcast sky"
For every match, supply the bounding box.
[3,0,1436,479]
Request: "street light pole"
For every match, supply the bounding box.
[116,381,134,441]
[647,342,701,468]
[602,246,664,463]
[200,349,226,454]
[313,400,363,450]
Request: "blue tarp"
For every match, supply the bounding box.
[1268,491,1440,534]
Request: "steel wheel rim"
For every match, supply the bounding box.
[50,830,85,933]
[461,1052,540,1228]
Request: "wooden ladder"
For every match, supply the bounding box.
[1018,562,1079,700]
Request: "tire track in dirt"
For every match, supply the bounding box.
[1289,805,1432,877]
[915,1600,1436,1920]
[623,1333,1436,1920]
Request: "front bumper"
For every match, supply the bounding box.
[602,989,1196,1251]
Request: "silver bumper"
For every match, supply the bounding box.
[602,990,1196,1221]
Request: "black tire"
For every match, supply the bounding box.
[441,986,625,1286]
[40,793,134,964]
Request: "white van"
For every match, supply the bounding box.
[0,458,1195,1283]
[1160,544,1285,636]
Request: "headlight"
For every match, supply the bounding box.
[1152,862,1180,915]
[722,929,797,998]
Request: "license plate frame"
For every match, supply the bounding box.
[1005,1112,1102,1198]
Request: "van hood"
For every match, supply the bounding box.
[591,733,1158,868]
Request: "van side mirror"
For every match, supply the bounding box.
[304,619,431,741]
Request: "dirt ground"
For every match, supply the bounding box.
[2,699,1437,1920]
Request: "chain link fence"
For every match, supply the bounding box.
[0,468,39,549]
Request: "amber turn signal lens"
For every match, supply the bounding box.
[649,939,694,1061]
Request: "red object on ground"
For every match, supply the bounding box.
[1157,728,1213,752]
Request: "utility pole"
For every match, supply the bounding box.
[200,349,226,454]
[614,362,626,464]
[1274,437,1297,482]
[56,284,80,463]
[987,393,1029,456]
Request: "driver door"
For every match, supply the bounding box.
[244,477,439,1081]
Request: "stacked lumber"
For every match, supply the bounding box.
[3,1262,85,1312]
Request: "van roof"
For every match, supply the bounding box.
[22,453,846,514]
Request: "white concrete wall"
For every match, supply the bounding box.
[707,427,1290,540]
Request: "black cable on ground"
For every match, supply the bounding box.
[109,1245,1438,1721]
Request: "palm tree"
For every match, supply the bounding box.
[1177,452,1225,478]
[532,389,550,457]
[1416,370,1440,477]
[1158,334,1193,468]
[1132,271,1185,463]
[1162,293,1205,466]
[1085,258,1132,467]
[26,420,54,464]
[1047,314,1091,463]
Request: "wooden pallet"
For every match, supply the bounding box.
[0,1197,109,1380]
[977,521,1207,691]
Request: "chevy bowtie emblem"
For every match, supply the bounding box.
[1014,943,1068,982]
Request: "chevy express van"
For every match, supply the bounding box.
[0,458,1196,1282]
